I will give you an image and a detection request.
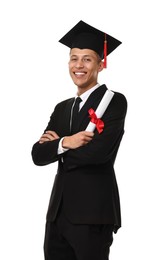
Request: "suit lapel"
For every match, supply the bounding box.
[77,85,108,131]
[62,98,75,135]
[62,85,107,135]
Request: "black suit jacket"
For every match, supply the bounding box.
[32,85,127,233]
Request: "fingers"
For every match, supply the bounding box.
[78,131,94,141]
[62,131,94,149]
[38,130,93,146]
[79,132,94,144]
[79,132,93,141]
[46,131,60,139]
[39,131,60,144]
[83,131,94,138]
[39,134,52,144]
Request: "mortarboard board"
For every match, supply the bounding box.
[59,20,122,68]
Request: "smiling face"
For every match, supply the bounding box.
[69,48,104,95]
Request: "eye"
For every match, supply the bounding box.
[83,58,91,62]
[70,57,77,62]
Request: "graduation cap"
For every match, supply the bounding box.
[59,20,122,68]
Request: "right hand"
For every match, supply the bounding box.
[39,130,60,144]
[62,131,94,149]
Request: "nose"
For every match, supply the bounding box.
[75,59,84,68]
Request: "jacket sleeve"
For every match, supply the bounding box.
[63,93,127,169]
[31,104,63,166]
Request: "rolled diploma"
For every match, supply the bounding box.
[85,90,114,132]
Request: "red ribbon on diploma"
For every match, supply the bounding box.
[88,108,104,134]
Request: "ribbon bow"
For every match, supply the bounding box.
[88,108,104,134]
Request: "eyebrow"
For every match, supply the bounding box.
[70,54,93,58]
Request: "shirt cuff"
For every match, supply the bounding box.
[57,137,69,154]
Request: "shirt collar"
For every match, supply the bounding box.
[75,83,100,106]
[79,83,100,102]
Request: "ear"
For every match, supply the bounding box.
[98,61,104,72]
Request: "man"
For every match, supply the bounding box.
[32,20,127,260]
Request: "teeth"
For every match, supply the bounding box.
[75,72,85,75]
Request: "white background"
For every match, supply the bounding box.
[0,0,162,259]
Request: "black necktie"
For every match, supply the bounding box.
[71,97,82,134]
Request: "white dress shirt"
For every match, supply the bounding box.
[58,83,100,154]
